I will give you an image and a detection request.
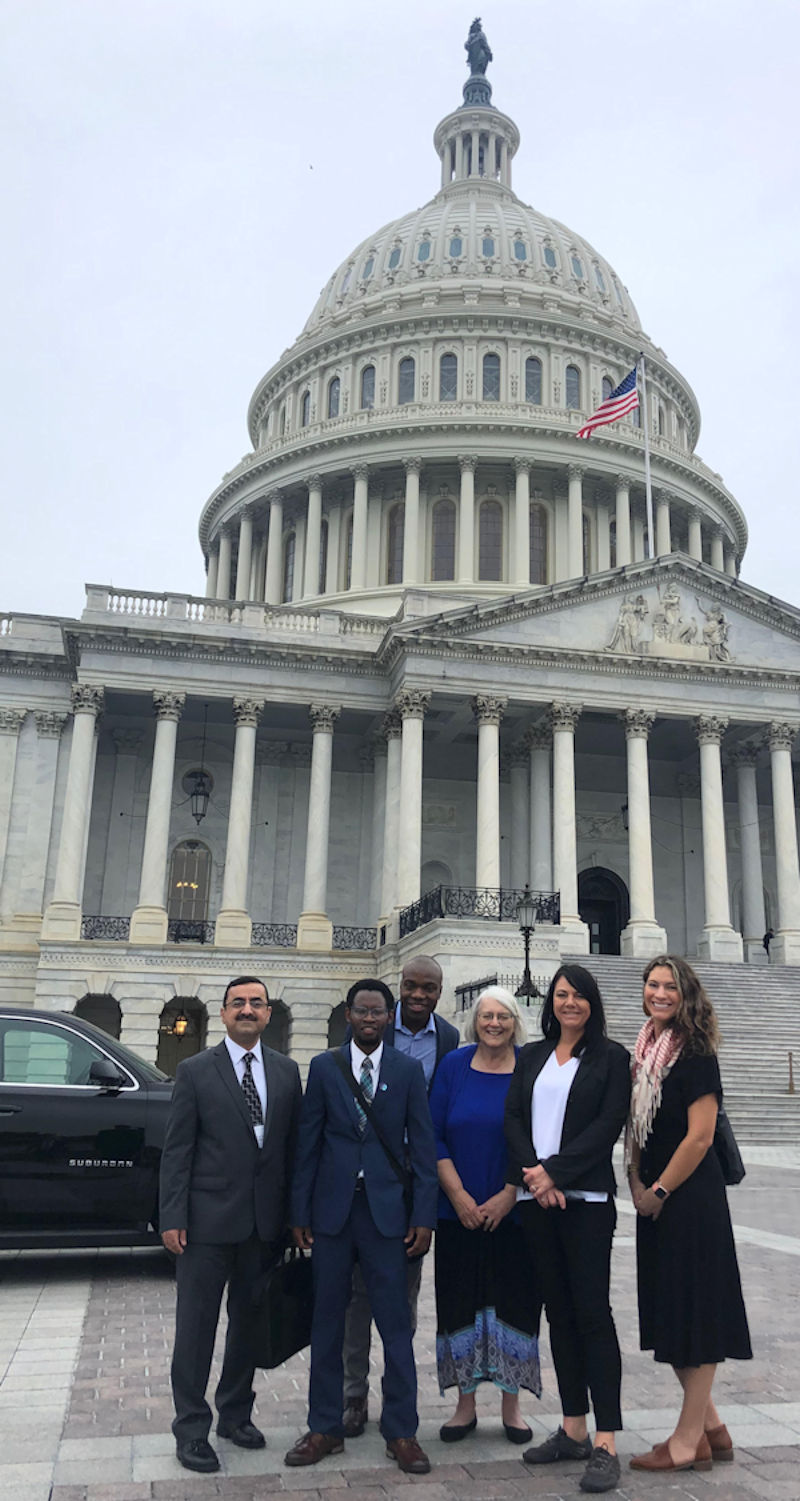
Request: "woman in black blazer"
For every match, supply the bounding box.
[505,964,630,1496]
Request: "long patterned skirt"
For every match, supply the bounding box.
[435,1216,541,1396]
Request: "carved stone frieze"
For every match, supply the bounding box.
[153,691,186,722]
[395,688,431,721]
[232,697,265,728]
[71,684,104,717]
[472,694,507,726]
[577,811,626,843]
[309,703,341,734]
[695,714,729,746]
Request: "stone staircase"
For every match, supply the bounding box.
[562,955,800,1143]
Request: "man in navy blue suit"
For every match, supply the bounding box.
[285,978,438,1475]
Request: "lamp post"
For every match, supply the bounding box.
[515,883,538,1002]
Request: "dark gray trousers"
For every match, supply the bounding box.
[170,1235,265,1443]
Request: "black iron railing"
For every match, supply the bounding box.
[332,926,377,951]
[399,885,560,938]
[167,919,216,944]
[251,923,298,948]
[81,915,130,941]
[454,972,550,1011]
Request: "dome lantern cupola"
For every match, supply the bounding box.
[434,19,519,192]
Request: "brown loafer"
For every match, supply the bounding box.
[342,1396,368,1437]
[706,1422,734,1461]
[284,1431,344,1467]
[630,1435,712,1473]
[386,1435,431,1474]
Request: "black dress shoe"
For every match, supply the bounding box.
[439,1415,477,1442]
[176,1438,220,1472]
[504,1422,533,1444]
[342,1396,368,1437]
[217,1419,266,1449]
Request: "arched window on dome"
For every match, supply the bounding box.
[168,841,211,923]
[386,503,405,584]
[449,234,463,258]
[658,403,666,436]
[602,376,614,402]
[479,500,503,580]
[439,352,458,401]
[482,353,500,401]
[344,512,353,589]
[525,357,542,405]
[543,243,557,269]
[571,254,584,280]
[282,533,296,603]
[565,365,581,409]
[387,245,402,271]
[594,264,607,294]
[417,238,431,263]
[481,233,495,258]
[398,357,415,404]
[340,265,353,295]
[431,499,456,581]
[513,239,527,261]
[529,504,548,585]
[301,390,311,427]
[582,513,592,575]
[360,365,375,410]
[319,518,329,594]
[361,255,374,281]
[327,377,340,419]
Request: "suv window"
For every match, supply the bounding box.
[0,1019,127,1087]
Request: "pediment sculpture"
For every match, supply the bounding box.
[606,585,733,663]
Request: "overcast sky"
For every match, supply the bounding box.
[2,0,797,618]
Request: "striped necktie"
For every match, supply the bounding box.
[356,1055,373,1134]
[241,1051,263,1127]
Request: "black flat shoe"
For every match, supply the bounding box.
[439,1416,478,1442]
[504,1423,533,1444]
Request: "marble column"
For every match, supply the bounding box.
[695,715,743,960]
[725,548,738,578]
[553,486,569,581]
[205,544,219,599]
[234,509,253,599]
[296,703,341,950]
[687,508,703,562]
[380,711,402,920]
[129,691,186,944]
[767,721,800,964]
[97,728,143,921]
[512,459,531,587]
[265,492,284,605]
[457,456,477,582]
[396,688,431,909]
[567,465,584,578]
[302,473,323,599]
[728,742,767,963]
[41,685,104,941]
[3,711,68,945]
[595,490,611,573]
[528,721,553,892]
[351,464,369,590]
[711,531,725,571]
[370,738,387,921]
[215,697,265,947]
[217,528,233,601]
[402,458,422,585]
[620,709,668,956]
[550,701,588,949]
[655,491,672,556]
[0,710,26,905]
[473,695,506,888]
[507,743,530,888]
[615,475,632,566]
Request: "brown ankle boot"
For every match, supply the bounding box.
[705,1423,733,1462]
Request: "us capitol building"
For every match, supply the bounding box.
[2,31,799,1070]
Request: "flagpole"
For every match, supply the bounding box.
[638,353,654,559]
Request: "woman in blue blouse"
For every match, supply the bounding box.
[429,986,541,1444]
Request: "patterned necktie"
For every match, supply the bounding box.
[241,1052,263,1127]
[356,1056,373,1135]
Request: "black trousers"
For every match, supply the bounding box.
[170,1234,268,1443]
[519,1197,622,1432]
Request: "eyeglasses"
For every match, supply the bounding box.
[349,1007,387,1020]
[226,998,269,1011]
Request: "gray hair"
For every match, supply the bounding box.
[463,985,526,1047]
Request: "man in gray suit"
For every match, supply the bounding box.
[160,976,302,1474]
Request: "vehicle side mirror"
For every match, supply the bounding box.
[88,1059,126,1091]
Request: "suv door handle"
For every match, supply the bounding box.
[0,1106,22,1115]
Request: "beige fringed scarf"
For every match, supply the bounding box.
[625,1019,683,1167]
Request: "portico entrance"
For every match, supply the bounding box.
[578,868,630,955]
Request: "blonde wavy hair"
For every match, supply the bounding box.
[642,955,720,1056]
[463,985,526,1047]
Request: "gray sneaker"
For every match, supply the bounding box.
[580,1445,621,1493]
[523,1426,593,1465]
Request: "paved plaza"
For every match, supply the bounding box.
[1,1145,799,1501]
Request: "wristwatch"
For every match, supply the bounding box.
[653,1181,670,1200]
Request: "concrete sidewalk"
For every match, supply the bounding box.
[1,1145,799,1501]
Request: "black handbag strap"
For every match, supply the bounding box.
[331,1050,412,1198]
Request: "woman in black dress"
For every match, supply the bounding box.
[627,955,751,1475]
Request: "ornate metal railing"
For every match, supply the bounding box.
[81,915,130,941]
[454,972,551,1012]
[167,919,216,944]
[332,926,377,952]
[251,923,298,948]
[399,885,560,938]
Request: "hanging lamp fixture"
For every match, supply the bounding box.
[188,703,211,825]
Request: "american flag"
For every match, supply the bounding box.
[576,366,639,439]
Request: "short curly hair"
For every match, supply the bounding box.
[463,985,526,1047]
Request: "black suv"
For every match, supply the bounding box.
[0,1005,174,1248]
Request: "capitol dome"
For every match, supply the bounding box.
[198,45,746,613]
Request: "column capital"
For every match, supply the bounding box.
[550,701,582,734]
[70,684,104,718]
[153,691,186,722]
[403,455,423,474]
[268,488,286,505]
[381,708,403,741]
[525,719,552,751]
[768,720,798,752]
[35,709,68,740]
[654,486,673,504]
[458,454,478,473]
[504,741,530,768]
[111,727,143,755]
[232,697,265,729]
[695,714,729,746]
[567,464,585,482]
[615,473,630,490]
[304,472,323,490]
[0,707,27,735]
[309,703,341,735]
[395,687,431,721]
[685,503,701,522]
[726,740,760,768]
[472,694,507,726]
[352,462,370,481]
[240,501,257,521]
[512,457,532,475]
[622,708,656,740]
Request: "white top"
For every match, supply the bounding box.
[517,1049,607,1204]
[350,1039,383,1088]
[225,1037,267,1148]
